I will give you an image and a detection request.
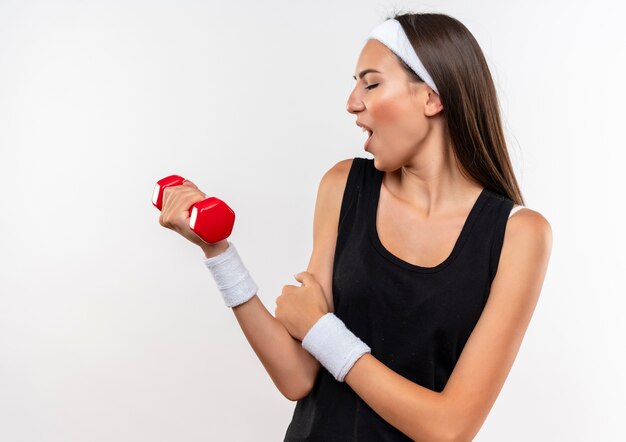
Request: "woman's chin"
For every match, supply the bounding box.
[372,156,384,171]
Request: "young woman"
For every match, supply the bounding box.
[159,11,553,442]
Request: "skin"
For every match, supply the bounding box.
[159,38,552,440]
[164,40,496,332]
[275,38,494,349]
[274,39,552,441]
[159,180,230,258]
[348,39,486,221]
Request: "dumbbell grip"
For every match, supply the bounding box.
[153,174,235,244]
[152,175,186,211]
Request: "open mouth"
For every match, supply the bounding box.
[357,123,374,149]
[364,129,373,149]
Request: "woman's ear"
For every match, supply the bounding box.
[424,89,444,117]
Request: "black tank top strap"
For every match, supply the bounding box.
[338,157,367,230]
[487,189,515,283]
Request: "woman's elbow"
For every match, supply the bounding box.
[284,379,314,402]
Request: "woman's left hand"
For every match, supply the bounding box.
[275,271,330,342]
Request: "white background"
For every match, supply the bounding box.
[1,0,624,440]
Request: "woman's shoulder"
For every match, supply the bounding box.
[321,157,368,184]
[506,205,552,250]
[324,156,374,178]
[316,158,355,202]
[328,158,355,175]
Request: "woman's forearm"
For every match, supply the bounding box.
[201,241,319,401]
[231,294,320,401]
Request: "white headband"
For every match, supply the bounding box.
[364,18,439,95]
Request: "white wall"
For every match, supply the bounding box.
[0,0,624,440]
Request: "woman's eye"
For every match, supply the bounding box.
[365,84,379,90]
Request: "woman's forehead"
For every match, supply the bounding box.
[355,41,402,77]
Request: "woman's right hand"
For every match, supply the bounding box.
[158,180,227,252]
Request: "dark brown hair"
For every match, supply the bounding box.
[388,11,524,205]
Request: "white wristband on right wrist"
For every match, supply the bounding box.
[202,241,258,308]
[301,312,371,382]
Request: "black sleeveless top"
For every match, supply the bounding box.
[283,158,514,441]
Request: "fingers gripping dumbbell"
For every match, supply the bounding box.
[152,174,235,244]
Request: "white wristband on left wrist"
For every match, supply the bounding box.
[301,312,371,382]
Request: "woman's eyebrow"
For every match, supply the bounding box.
[353,68,382,80]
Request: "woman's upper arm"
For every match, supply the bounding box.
[291,158,354,399]
[306,158,354,313]
[442,210,553,440]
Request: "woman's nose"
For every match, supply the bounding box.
[346,89,364,114]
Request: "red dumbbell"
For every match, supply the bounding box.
[152,174,235,244]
